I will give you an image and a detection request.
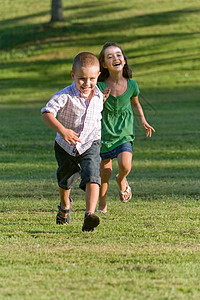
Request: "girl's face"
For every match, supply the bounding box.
[103,46,126,72]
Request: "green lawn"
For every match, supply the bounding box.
[0,0,200,299]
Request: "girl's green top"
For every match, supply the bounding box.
[97,79,140,153]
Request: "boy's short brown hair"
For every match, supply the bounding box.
[72,52,100,72]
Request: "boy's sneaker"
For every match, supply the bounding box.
[82,213,100,232]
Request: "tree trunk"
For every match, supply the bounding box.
[50,0,64,22]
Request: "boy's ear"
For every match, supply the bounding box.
[70,71,74,79]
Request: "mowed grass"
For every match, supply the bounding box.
[0,0,200,299]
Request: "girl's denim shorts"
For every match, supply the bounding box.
[54,140,101,191]
[100,142,132,160]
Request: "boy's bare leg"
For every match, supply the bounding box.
[82,182,100,231]
[98,159,112,212]
[59,187,71,217]
[85,182,100,214]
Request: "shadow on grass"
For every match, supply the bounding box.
[1,5,199,50]
[1,3,199,104]
[1,50,199,99]
[0,58,73,93]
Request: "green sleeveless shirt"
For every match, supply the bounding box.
[97,79,140,153]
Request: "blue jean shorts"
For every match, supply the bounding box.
[100,142,132,160]
[54,140,101,191]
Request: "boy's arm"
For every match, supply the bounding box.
[131,96,155,138]
[42,112,81,145]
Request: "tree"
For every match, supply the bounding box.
[50,0,64,22]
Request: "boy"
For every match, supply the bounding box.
[41,52,103,232]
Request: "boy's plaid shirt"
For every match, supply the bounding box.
[41,81,103,156]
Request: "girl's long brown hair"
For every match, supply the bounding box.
[98,42,132,82]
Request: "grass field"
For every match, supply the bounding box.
[0,0,200,299]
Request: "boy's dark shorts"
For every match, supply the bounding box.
[54,140,101,191]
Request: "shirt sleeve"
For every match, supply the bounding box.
[41,91,68,117]
[97,81,105,93]
[131,80,140,98]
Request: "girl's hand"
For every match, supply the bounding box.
[142,121,155,138]
[62,129,81,145]
[102,88,111,103]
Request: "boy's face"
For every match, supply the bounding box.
[71,65,100,97]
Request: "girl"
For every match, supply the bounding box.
[97,42,155,213]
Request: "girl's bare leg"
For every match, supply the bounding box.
[98,158,112,212]
[116,151,132,200]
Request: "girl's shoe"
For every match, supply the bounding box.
[116,175,132,203]
[56,198,72,225]
[96,203,107,214]
[96,209,107,214]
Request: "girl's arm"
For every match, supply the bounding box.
[102,87,111,103]
[42,112,81,145]
[131,96,155,137]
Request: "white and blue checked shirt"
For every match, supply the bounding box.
[41,81,103,156]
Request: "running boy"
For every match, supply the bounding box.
[41,52,103,232]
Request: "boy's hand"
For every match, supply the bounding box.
[62,129,81,145]
[102,88,111,103]
[142,121,155,138]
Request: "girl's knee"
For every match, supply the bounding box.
[118,152,132,174]
[119,164,131,175]
[101,166,112,180]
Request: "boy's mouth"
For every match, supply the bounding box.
[82,87,91,94]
